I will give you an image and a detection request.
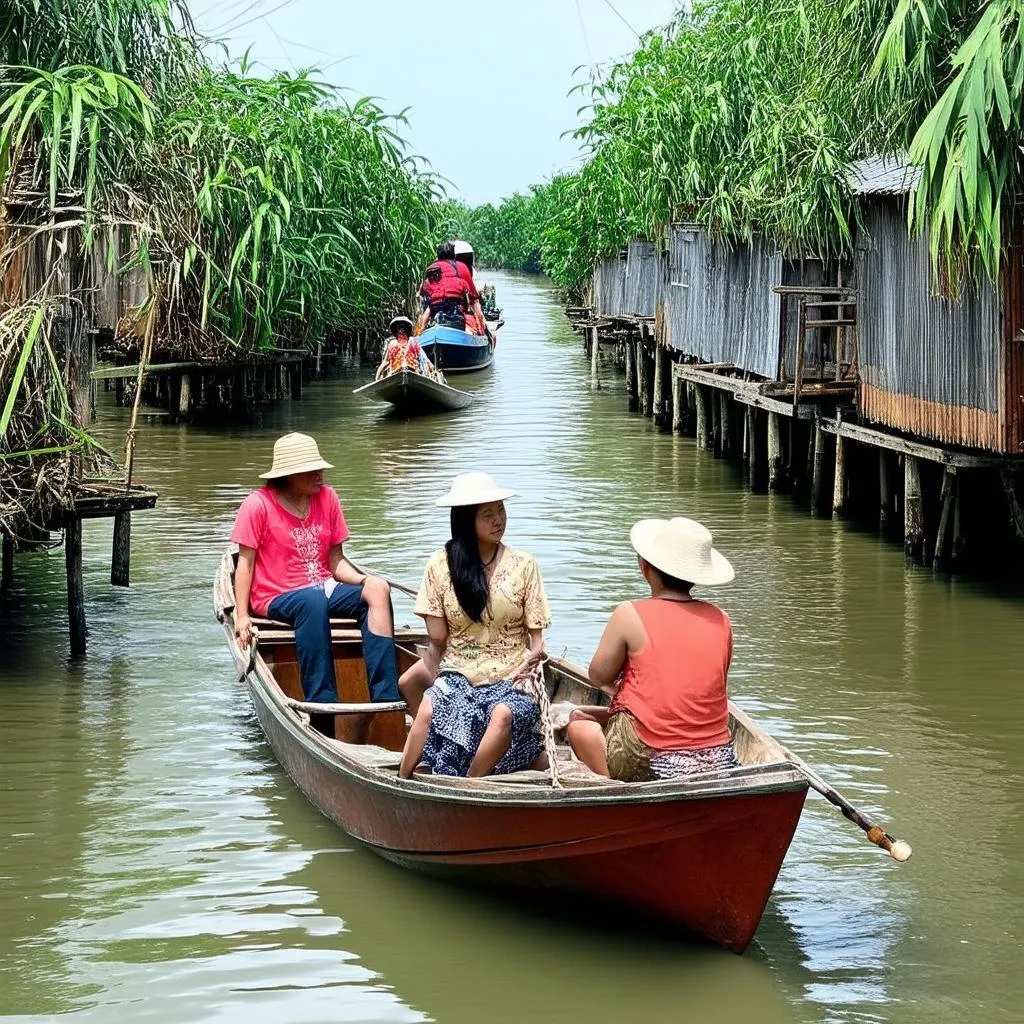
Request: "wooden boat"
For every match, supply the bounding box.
[418,324,493,373]
[352,369,473,414]
[213,550,813,953]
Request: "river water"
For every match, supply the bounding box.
[1,272,1022,1023]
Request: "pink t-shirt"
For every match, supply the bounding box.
[231,485,349,616]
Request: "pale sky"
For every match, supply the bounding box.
[187,0,680,205]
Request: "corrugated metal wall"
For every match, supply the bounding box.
[592,257,626,318]
[856,199,1003,450]
[624,240,659,318]
[661,226,781,378]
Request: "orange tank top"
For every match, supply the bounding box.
[610,598,733,751]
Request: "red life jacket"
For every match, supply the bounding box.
[420,260,471,311]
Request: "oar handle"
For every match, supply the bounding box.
[347,559,418,599]
[788,752,913,863]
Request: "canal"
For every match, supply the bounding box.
[1,272,1022,1023]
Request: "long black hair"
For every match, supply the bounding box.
[445,504,489,622]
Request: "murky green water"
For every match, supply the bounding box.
[2,272,1022,1023]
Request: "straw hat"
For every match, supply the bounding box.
[435,472,517,507]
[630,517,734,586]
[390,315,414,335]
[259,432,333,479]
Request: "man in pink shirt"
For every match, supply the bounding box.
[231,433,398,731]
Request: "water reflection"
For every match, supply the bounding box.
[0,272,1021,1022]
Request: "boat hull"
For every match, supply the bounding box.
[352,369,473,414]
[419,324,493,373]
[247,670,806,953]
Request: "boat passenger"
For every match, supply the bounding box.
[375,315,436,380]
[398,472,550,779]
[415,240,490,340]
[230,432,400,736]
[566,517,739,781]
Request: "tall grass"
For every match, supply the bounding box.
[0,0,443,529]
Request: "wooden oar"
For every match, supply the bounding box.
[781,743,912,862]
[347,559,418,599]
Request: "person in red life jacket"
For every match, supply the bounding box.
[414,240,491,340]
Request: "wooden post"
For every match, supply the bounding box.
[933,468,957,571]
[832,435,847,518]
[879,450,892,532]
[719,392,732,457]
[695,385,710,450]
[590,326,600,389]
[178,373,191,420]
[952,474,965,565]
[767,412,783,490]
[65,517,86,656]
[810,424,826,516]
[904,455,925,563]
[638,337,653,416]
[711,387,721,453]
[671,368,685,433]
[1,533,13,592]
[111,510,131,587]
[749,409,766,491]
[651,339,663,415]
[625,334,638,411]
[290,362,303,400]
[656,347,672,429]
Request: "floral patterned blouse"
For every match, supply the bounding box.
[414,547,551,686]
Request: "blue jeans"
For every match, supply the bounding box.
[267,583,399,704]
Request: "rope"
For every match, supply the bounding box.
[515,658,562,789]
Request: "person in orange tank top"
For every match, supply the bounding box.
[567,517,738,782]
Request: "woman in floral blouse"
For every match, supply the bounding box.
[398,472,551,779]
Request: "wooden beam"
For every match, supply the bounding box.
[625,335,638,412]
[285,699,407,716]
[719,391,732,457]
[673,364,814,419]
[818,416,1022,469]
[695,384,710,450]
[178,372,191,419]
[65,517,86,656]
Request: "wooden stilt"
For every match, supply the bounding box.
[590,326,600,389]
[178,373,191,420]
[65,517,86,656]
[904,455,925,563]
[2,533,13,592]
[111,511,131,587]
[711,387,721,453]
[750,409,766,491]
[719,392,732,457]
[671,368,684,433]
[767,412,783,490]
[655,346,672,429]
[832,436,847,518]
[879,450,892,532]
[638,338,653,417]
[651,339,663,415]
[695,385,710,450]
[810,425,826,516]
[933,467,957,571]
[625,335,638,411]
[290,363,303,400]
[952,474,965,564]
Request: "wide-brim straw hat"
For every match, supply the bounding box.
[259,432,333,479]
[435,471,517,507]
[390,315,414,334]
[630,517,734,587]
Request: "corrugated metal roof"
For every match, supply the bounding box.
[847,156,921,195]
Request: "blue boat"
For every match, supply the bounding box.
[418,324,493,374]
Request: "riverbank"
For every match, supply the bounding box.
[1,272,1022,1023]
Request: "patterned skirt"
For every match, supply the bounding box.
[422,671,543,777]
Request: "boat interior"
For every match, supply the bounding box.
[217,554,793,790]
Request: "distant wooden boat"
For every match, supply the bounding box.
[214,550,810,953]
[418,324,493,373]
[353,369,473,414]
